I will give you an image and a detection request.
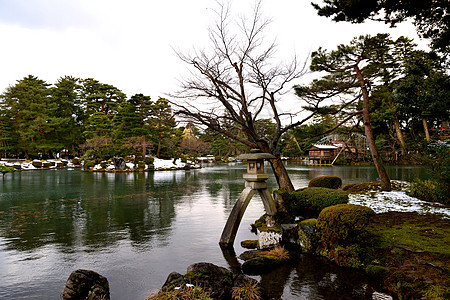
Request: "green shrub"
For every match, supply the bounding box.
[0,165,15,175]
[342,182,381,193]
[83,160,97,170]
[145,156,154,165]
[287,187,349,218]
[316,204,375,247]
[308,176,342,189]
[319,244,364,268]
[407,179,449,205]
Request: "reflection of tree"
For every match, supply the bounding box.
[0,171,181,251]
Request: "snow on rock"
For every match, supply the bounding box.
[153,158,186,170]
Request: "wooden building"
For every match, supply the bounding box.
[306,144,339,165]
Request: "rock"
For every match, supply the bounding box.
[32,160,43,168]
[160,262,262,299]
[61,269,110,300]
[240,249,290,275]
[297,219,318,253]
[241,240,258,249]
[257,229,282,249]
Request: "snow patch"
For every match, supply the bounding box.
[348,190,450,218]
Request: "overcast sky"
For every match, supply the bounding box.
[0,0,427,100]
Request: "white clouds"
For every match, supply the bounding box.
[0,0,427,99]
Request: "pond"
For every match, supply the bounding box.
[0,163,429,299]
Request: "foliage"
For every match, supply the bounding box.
[342,182,382,193]
[266,246,289,260]
[0,165,15,176]
[295,33,419,190]
[318,244,365,268]
[311,0,450,57]
[286,187,349,218]
[407,179,449,205]
[308,176,342,189]
[231,281,262,300]
[316,204,375,247]
[146,285,212,300]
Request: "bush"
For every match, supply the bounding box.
[287,187,349,218]
[316,204,375,247]
[407,179,449,205]
[342,182,381,193]
[83,160,97,170]
[308,176,342,189]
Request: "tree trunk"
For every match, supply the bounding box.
[257,141,295,193]
[422,117,431,142]
[354,66,391,190]
[392,110,407,155]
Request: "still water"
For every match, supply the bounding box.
[0,163,427,299]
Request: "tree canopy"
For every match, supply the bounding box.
[312,0,450,58]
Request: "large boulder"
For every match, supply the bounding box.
[160,262,262,299]
[61,269,110,300]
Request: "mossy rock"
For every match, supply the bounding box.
[99,161,108,168]
[318,244,365,268]
[32,161,43,168]
[241,240,258,249]
[72,157,81,165]
[83,161,97,170]
[317,204,375,247]
[253,214,282,233]
[308,176,342,189]
[240,249,290,275]
[42,161,54,168]
[137,161,146,170]
[286,187,349,218]
[298,219,318,253]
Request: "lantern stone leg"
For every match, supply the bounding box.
[219,187,255,246]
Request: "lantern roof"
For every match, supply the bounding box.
[237,149,275,160]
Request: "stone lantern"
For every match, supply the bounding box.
[219,150,278,247]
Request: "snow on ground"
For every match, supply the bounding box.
[348,188,450,218]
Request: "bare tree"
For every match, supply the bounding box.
[171,1,319,192]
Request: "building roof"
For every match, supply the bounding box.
[309,144,339,150]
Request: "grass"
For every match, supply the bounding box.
[146,285,212,300]
[231,281,262,300]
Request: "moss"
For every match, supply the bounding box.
[365,264,388,278]
[300,218,317,227]
[317,204,375,247]
[253,214,282,233]
[423,285,450,300]
[240,248,290,275]
[308,176,342,189]
[241,240,258,249]
[147,285,213,300]
[342,181,381,193]
[83,160,97,170]
[287,187,349,218]
[367,212,450,256]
